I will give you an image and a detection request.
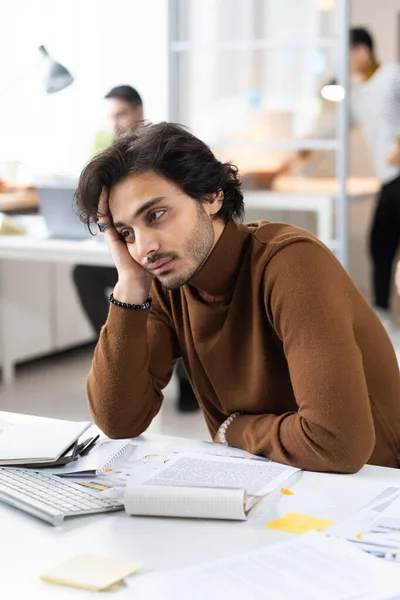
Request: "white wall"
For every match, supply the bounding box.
[0,0,168,179]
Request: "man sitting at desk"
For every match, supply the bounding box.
[75,122,400,474]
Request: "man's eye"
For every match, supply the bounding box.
[149,210,165,223]
[120,229,134,242]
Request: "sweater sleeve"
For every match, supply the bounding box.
[87,289,179,438]
[226,240,376,474]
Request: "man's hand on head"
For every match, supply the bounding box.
[97,187,153,304]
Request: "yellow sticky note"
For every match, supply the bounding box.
[265,512,335,534]
[280,488,294,496]
[41,555,141,591]
[78,481,110,491]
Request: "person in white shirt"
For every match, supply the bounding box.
[290,28,400,318]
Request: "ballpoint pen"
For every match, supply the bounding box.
[73,434,100,460]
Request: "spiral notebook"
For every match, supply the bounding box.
[39,439,134,477]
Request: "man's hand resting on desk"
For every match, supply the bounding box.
[97,187,153,304]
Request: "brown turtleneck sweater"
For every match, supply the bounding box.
[87,221,400,473]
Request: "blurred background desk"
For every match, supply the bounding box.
[0,188,39,215]
[244,176,379,247]
[0,217,112,383]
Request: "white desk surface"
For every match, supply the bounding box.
[1,411,399,598]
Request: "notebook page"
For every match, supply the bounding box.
[126,531,400,600]
[124,485,247,520]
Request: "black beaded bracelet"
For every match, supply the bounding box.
[108,293,152,311]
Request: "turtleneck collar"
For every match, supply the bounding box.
[187,220,251,299]
[362,59,380,81]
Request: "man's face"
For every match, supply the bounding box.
[109,171,224,290]
[107,98,143,135]
[349,45,371,75]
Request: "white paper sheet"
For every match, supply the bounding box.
[126,531,400,600]
[328,487,400,561]
[141,453,299,496]
[0,420,13,434]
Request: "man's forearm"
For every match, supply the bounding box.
[225,410,375,474]
[87,305,169,438]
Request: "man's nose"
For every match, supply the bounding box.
[135,230,160,262]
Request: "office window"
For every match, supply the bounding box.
[169,0,350,265]
[170,0,339,146]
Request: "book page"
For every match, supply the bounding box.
[141,453,298,496]
[126,531,400,600]
[124,485,247,520]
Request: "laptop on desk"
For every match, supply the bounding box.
[37,186,93,241]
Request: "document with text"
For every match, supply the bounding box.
[126,531,400,600]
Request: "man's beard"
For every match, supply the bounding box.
[155,204,215,290]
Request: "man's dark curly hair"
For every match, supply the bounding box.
[75,122,244,224]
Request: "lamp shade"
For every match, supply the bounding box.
[38,45,74,94]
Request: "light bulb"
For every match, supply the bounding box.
[315,0,335,10]
[321,84,345,102]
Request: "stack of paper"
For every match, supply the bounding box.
[328,486,400,560]
[126,531,400,599]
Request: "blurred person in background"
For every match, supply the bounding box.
[74,86,198,412]
[287,28,400,327]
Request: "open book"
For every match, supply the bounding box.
[124,453,299,520]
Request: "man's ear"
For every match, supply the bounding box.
[206,189,224,217]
